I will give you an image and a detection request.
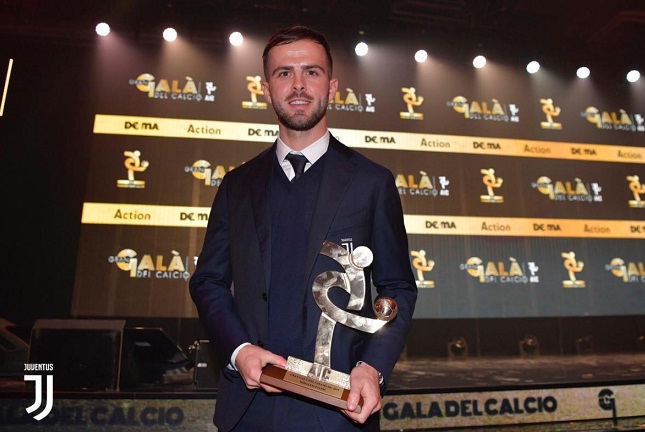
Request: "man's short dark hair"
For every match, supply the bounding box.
[262,26,333,79]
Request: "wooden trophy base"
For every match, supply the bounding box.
[260,365,362,413]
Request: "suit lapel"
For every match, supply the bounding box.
[250,144,277,291]
[304,137,356,283]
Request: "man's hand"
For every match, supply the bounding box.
[342,361,382,424]
[235,344,287,393]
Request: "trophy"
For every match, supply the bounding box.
[260,241,398,413]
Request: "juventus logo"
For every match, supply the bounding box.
[24,375,54,421]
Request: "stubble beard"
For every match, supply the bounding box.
[273,94,328,132]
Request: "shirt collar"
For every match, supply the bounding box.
[276,131,330,165]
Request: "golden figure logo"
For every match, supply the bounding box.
[400,87,424,120]
[410,250,435,288]
[627,175,645,208]
[117,150,149,188]
[480,168,504,203]
[540,98,562,130]
[561,251,585,288]
[241,75,267,109]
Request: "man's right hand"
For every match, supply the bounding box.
[235,344,287,392]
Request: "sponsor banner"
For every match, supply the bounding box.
[5,384,643,430]
[81,202,211,228]
[93,115,645,164]
[405,215,645,239]
[80,203,645,239]
[380,384,645,431]
[93,114,279,143]
[0,398,216,431]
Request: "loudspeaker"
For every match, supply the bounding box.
[28,319,126,391]
[121,326,192,387]
[189,340,220,390]
[0,318,29,377]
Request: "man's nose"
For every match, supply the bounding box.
[292,75,305,91]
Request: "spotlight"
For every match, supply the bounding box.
[95,22,110,37]
[575,335,594,354]
[626,70,640,83]
[414,50,428,63]
[447,336,468,359]
[355,42,368,57]
[526,61,540,74]
[519,335,540,357]
[576,67,590,79]
[473,55,486,69]
[163,27,178,42]
[229,31,243,46]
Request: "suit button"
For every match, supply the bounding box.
[257,340,264,347]
[262,293,268,301]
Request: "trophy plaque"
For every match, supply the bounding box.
[260,241,398,412]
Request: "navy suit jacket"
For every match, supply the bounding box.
[190,136,417,432]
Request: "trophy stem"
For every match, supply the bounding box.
[313,313,335,367]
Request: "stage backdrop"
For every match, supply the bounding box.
[67,33,644,320]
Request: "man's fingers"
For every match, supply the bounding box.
[346,390,361,412]
[259,381,284,393]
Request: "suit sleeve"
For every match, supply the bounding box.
[189,175,250,361]
[360,170,417,388]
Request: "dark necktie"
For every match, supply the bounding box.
[285,153,308,182]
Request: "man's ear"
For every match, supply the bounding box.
[328,78,338,102]
[261,81,272,103]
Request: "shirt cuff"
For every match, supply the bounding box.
[227,342,251,371]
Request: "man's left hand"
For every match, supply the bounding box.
[342,361,381,424]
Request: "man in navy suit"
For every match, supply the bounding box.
[190,26,417,431]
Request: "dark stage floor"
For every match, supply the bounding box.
[384,353,645,431]
[388,353,645,393]
[2,353,645,431]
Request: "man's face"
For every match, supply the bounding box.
[262,39,337,131]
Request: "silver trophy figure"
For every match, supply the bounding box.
[261,241,398,411]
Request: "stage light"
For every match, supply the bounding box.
[95,22,110,37]
[414,50,428,63]
[229,31,243,46]
[473,55,486,69]
[355,42,368,57]
[519,335,540,357]
[626,70,640,83]
[447,336,468,359]
[576,67,590,79]
[526,61,540,74]
[163,27,178,42]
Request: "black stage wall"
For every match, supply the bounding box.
[1,25,644,358]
